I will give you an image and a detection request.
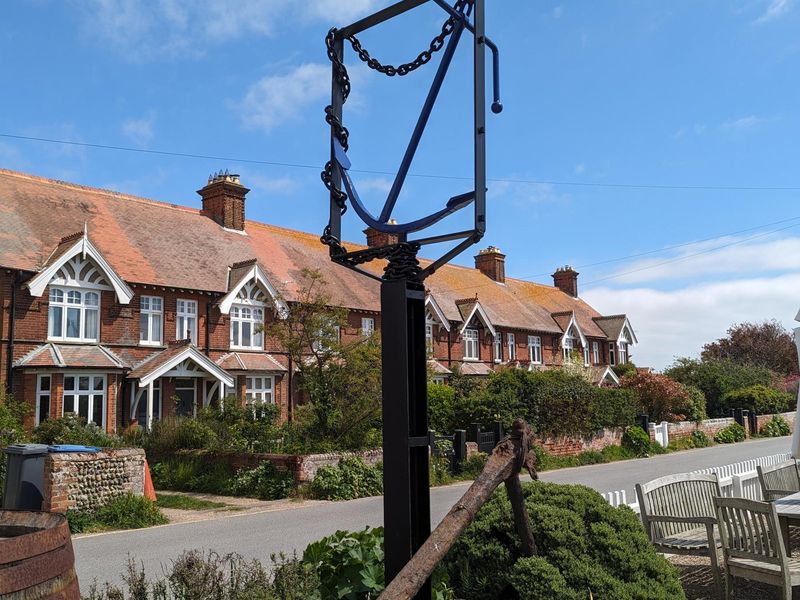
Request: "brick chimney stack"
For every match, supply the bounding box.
[475,246,506,283]
[198,170,249,231]
[553,265,579,297]
[364,220,399,248]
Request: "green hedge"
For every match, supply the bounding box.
[443,481,685,599]
[722,384,794,416]
[310,458,383,501]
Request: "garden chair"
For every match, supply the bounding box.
[758,460,800,502]
[714,496,800,600]
[636,472,723,598]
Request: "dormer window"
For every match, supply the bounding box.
[464,328,479,360]
[48,287,99,342]
[231,304,264,350]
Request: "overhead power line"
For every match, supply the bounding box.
[3,132,800,192]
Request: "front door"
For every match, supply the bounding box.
[174,378,195,417]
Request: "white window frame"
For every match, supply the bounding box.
[493,334,502,363]
[463,328,479,361]
[245,375,274,413]
[139,295,163,345]
[425,323,434,354]
[563,335,575,362]
[618,342,627,365]
[361,317,375,337]
[583,345,590,367]
[507,333,516,361]
[62,373,106,428]
[609,342,616,366]
[48,286,100,343]
[592,341,600,365]
[528,335,542,364]
[176,299,198,344]
[230,303,264,350]
[36,374,51,426]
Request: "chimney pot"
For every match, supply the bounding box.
[552,266,579,297]
[363,219,399,248]
[198,171,249,231]
[475,246,506,283]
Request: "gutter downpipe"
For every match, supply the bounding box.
[205,300,211,356]
[287,354,293,422]
[6,270,19,393]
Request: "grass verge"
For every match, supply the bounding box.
[156,493,228,510]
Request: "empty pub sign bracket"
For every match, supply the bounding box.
[320,0,502,282]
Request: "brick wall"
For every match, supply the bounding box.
[41,448,146,513]
[537,428,625,457]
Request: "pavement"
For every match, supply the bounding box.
[72,436,791,589]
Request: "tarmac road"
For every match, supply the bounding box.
[73,436,790,589]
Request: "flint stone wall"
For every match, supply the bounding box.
[42,448,146,512]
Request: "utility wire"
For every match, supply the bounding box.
[4,132,800,192]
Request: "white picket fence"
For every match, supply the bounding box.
[601,452,792,513]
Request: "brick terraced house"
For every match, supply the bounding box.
[0,169,637,433]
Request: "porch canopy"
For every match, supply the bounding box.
[128,340,234,429]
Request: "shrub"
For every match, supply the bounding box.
[461,452,488,478]
[722,384,794,416]
[428,382,456,434]
[589,387,637,431]
[620,371,696,423]
[67,493,167,533]
[175,418,217,450]
[0,392,29,505]
[430,454,453,486]
[622,426,651,457]
[612,361,638,378]
[82,551,320,600]
[691,430,711,448]
[761,415,791,437]
[229,462,294,500]
[32,413,123,447]
[310,457,383,501]
[443,481,685,599]
[684,385,708,422]
[150,456,237,495]
[577,450,607,465]
[714,423,746,444]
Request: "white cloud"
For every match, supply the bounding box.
[721,114,765,131]
[74,0,380,60]
[754,0,793,24]
[245,172,301,194]
[597,234,800,284]
[356,177,393,193]
[584,273,800,370]
[488,178,571,207]
[121,112,156,147]
[236,63,331,132]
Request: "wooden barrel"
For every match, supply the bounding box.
[0,510,79,599]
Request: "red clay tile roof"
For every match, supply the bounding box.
[15,343,126,369]
[428,359,452,375]
[0,169,624,341]
[593,315,628,340]
[216,352,286,372]
[128,340,192,379]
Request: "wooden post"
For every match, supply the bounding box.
[379,419,537,600]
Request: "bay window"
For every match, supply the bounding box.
[176,299,198,344]
[231,304,264,349]
[528,335,542,364]
[463,328,479,360]
[48,287,100,342]
[63,374,106,427]
[139,295,163,345]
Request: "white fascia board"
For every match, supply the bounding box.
[139,346,234,388]
[218,264,289,318]
[458,302,497,338]
[602,367,621,386]
[618,317,639,346]
[424,295,451,332]
[26,236,134,304]
[560,313,587,348]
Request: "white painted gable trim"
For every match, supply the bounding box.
[458,302,497,338]
[560,313,588,348]
[424,295,451,332]
[138,346,234,388]
[617,317,639,346]
[26,234,134,304]
[219,264,288,318]
[600,366,620,386]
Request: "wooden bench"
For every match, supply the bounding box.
[758,460,800,502]
[714,496,800,600]
[636,472,723,598]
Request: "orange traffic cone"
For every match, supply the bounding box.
[143,458,157,501]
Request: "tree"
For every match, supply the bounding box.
[268,268,382,450]
[620,371,702,423]
[701,320,798,376]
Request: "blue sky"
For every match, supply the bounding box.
[2,0,800,369]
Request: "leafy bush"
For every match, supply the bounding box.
[150,456,237,495]
[32,413,124,447]
[82,551,320,600]
[443,481,685,599]
[0,392,29,504]
[428,383,456,434]
[302,527,453,600]
[684,385,708,422]
[761,415,791,437]
[175,418,218,450]
[665,358,778,417]
[620,371,700,423]
[621,426,651,457]
[714,423,746,444]
[67,493,167,533]
[230,462,294,500]
[612,361,638,378]
[310,458,383,501]
[430,454,453,486]
[722,384,794,416]
[461,452,488,478]
[691,429,711,448]
[589,387,637,431]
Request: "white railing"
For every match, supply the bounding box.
[601,453,792,513]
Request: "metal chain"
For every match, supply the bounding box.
[320,0,470,254]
